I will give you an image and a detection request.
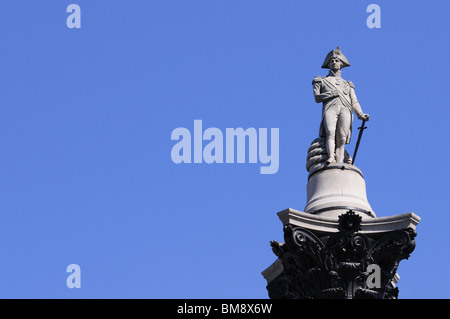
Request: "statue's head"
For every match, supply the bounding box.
[321,46,350,69]
[328,58,343,71]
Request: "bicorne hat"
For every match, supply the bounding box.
[321,46,351,69]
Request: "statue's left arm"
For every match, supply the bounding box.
[348,81,370,121]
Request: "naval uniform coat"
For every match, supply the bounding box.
[312,73,363,144]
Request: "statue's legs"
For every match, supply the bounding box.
[324,105,339,164]
[335,108,351,163]
[324,105,351,164]
[325,139,336,164]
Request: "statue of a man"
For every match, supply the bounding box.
[313,47,370,164]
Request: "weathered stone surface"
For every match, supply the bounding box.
[305,163,375,218]
[277,208,420,234]
[262,210,419,299]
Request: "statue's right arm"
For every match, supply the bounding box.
[312,76,336,103]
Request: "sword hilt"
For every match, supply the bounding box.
[358,120,367,130]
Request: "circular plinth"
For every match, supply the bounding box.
[304,163,375,219]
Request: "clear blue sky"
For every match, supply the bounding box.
[0,0,448,298]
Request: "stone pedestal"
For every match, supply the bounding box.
[305,164,375,218]
[262,163,421,299]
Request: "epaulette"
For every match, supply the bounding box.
[312,76,323,85]
[347,81,355,89]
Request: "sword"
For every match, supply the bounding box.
[351,119,367,165]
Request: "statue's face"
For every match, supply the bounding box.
[329,58,342,71]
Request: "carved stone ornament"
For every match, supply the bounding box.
[267,210,417,299]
